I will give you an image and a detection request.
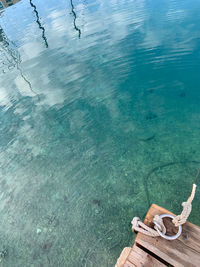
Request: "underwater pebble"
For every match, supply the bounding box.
[37,228,42,234]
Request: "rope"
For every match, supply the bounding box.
[131,217,159,237]
[172,183,196,227]
[193,167,200,185]
[172,167,200,227]
[131,215,166,237]
[132,168,200,239]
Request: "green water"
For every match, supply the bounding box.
[0,0,200,266]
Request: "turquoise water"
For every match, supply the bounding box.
[0,0,200,266]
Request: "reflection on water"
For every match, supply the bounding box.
[29,0,48,48]
[0,0,200,266]
[70,0,81,38]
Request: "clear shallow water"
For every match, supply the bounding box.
[0,0,200,266]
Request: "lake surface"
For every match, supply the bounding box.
[0,0,200,266]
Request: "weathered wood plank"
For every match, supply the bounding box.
[115,244,166,267]
[135,204,200,267]
[127,244,166,267]
[115,247,132,267]
[124,260,136,267]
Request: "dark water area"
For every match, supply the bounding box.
[0,0,200,266]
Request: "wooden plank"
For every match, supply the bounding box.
[115,244,166,267]
[127,244,166,267]
[115,247,132,267]
[135,204,200,267]
[124,260,136,267]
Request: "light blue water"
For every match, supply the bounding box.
[0,0,200,266]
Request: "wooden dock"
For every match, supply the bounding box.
[115,204,200,267]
